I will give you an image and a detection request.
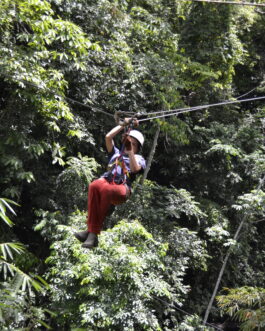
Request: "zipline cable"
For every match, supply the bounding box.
[2,72,265,123]
[25,79,113,118]
[178,0,265,7]
[236,87,257,99]
[1,73,113,118]
[137,95,265,122]
[15,77,265,123]
[130,91,264,118]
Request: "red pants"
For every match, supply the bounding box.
[87,178,127,234]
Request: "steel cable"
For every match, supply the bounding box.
[138,95,265,122]
[2,72,265,123]
[177,0,265,7]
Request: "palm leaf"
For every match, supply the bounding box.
[0,212,14,226]
[0,242,25,261]
[0,198,19,215]
[36,319,52,330]
[0,260,48,293]
[0,198,19,226]
[0,258,14,278]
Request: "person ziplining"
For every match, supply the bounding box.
[74,118,146,248]
[6,75,265,251]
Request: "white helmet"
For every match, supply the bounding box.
[128,130,144,147]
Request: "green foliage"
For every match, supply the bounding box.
[217,287,265,331]
[0,0,92,121]
[0,198,18,226]
[0,242,24,261]
[232,189,265,219]
[178,314,214,331]
[110,180,206,236]
[0,282,52,331]
[179,3,250,90]
[1,0,265,328]
[55,154,99,212]
[158,117,190,146]
[45,215,189,330]
[206,139,243,168]
[200,200,231,246]
[34,209,65,241]
[167,227,209,271]
[0,197,49,329]
[0,0,96,200]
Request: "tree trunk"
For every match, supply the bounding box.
[141,125,160,184]
[203,174,265,325]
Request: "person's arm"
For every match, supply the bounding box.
[105,118,139,153]
[105,125,124,153]
[126,144,142,173]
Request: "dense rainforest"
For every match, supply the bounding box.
[1,0,265,330]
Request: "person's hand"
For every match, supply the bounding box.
[123,136,135,155]
[122,117,139,127]
[124,137,132,151]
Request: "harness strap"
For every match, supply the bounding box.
[111,127,132,185]
[112,157,129,184]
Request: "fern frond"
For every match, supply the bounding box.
[217,287,265,331]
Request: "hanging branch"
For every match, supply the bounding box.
[141,125,161,184]
[203,174,265,325]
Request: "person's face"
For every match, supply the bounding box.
[125,136,139,153]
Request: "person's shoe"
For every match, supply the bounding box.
[82,232,98,249]
[74,230,89,243]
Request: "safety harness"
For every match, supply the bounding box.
[105,125,132,186]
[105,113,146,186]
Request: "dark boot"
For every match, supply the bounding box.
[74,230,89,242]
[82,232,98,249]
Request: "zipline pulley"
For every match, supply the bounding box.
[114,110,147,126]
